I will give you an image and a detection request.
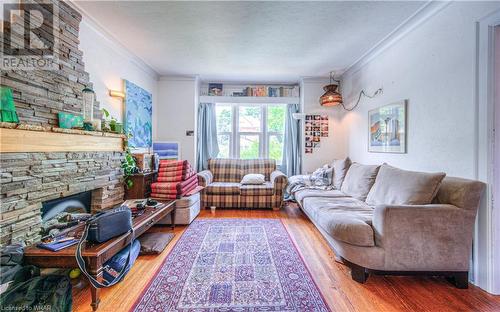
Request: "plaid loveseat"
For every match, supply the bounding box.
[197,159,288,210]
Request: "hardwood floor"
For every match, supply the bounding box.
[73,205,500,312]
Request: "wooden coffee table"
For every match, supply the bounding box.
[24,200,176,311]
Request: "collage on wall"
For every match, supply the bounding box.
[304,115,329,154]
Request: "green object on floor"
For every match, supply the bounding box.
[0,265,72,312]
[0,86,20,123]
[58,112,84,129]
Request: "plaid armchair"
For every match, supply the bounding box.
[197,158,288,210]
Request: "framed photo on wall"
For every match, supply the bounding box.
[153,141,181,160]
[368,100,407,153]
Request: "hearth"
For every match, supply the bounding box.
[42,191,91,223]
[41,191,93,238]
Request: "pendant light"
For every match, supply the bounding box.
[319,72,342,107]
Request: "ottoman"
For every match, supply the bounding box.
[158,193,200,225]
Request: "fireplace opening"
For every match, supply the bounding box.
[41,191,92,237]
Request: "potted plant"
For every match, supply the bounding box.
[122,132,138,189]
[101,108,123,133]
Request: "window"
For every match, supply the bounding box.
[215,103,286,165]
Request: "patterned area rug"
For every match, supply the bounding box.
[131,219,330,311]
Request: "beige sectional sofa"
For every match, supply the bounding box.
[294,159,485,288]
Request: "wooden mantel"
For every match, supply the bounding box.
[0,125,125,153]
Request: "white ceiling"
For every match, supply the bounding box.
[75,1,426,82]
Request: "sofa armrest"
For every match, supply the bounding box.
[372,204,471,270]
[271,170,288,195]
[197,170,213,187]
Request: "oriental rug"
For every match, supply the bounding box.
[131,219,330,311]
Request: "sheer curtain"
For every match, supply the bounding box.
[196,103,219,171]
[281,103,301,176]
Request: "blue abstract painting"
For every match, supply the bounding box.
[153,142,180,160]
[124,80,152,148]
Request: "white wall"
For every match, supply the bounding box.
[339,2,500,177]
[156,77,198,165]
[79,18,158,139]
[301,78,348,174]
[338,1,500,292]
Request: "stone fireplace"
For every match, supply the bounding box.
[0,151,124,246]
[0,0,126,247]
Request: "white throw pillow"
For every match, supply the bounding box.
[241,174,265,185]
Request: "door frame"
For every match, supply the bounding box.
[474,8,500,295]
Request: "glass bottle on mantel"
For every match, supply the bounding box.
[82,87,95,122]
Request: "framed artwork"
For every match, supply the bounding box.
[153,141,181,160]
[368,100,407,153]
[124,79,152,148]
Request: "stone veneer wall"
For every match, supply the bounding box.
[0,0,125,247]
[0,152,124,246]
[1,0,102,124]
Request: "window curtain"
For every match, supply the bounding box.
[281,103,301,176]
[196,103,219,171]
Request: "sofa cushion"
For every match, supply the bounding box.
[321,214,375,247]
[295,189,348,204]
[240,182,274,196]
[331,157,351,189]
[206,182,241,195]
[241,173,265,185]
[340,163,380,201]
[208,159,242,182]
[241,159,276,181]
[302,197,375,247]
[366,164,446,206]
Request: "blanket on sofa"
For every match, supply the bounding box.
[285,165,334,200]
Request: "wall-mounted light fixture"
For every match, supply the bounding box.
[109,90,125,99]
[320,71,383,111]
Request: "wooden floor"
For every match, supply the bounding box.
[73,205,500,312]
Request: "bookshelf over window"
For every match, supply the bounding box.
[199,82,300,104]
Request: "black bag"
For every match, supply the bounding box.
[75,206,135,288]
[87,206,132,243]
[0,244,24,285]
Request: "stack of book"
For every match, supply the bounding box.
[243,86,299,97]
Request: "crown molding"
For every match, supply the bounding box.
[68,1,159,81]
[342,1,451,77]
[159,75,198,82]
[300,76,330,84]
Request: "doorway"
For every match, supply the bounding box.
[493,25,500,294]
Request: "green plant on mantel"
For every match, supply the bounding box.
[122,132,137,189]
[101,108,120,132]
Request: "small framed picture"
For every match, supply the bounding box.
[321,132,328,137]
[153,141,181,160]
[313,142,321,148]
[305,142,313,148]
[368,100,407,153]
[208,83,223,96]
[305,148,313,154]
